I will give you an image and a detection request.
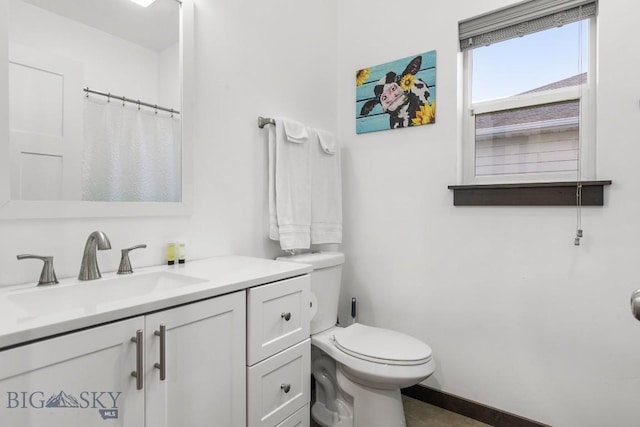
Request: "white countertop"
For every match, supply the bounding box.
[0,255,312,349]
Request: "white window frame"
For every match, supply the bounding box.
[461,17,597,185]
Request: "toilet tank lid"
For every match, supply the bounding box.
[276,252,344,270]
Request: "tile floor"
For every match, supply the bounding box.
[310,395,492,427]
[402,395,492,427]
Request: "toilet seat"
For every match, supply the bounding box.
[312,325,436,391]
[333,324,432,366]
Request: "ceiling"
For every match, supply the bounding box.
[21,0,179,52]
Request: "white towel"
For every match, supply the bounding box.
[267,125,279,241]
[310,128,342,244]
[268,117,311,250]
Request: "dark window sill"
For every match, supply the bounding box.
[448,180,612,206]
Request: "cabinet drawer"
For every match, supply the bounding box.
[276,403,310,427]
[247,339,310,427]
[247,275,310,365]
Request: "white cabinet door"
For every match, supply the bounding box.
[145,291,246,427]
[0,317,145,427]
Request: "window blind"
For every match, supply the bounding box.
[459,0,597,51]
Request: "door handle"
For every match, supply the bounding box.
[154,324,166,381]
[130,330,143,390]
[631,290,640,321]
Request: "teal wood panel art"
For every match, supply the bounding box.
[356,51,436,134]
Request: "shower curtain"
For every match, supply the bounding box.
[82,96,181,202]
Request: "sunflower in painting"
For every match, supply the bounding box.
[400,74,415,91]
[411,102,436,126]
[356,68,370,86]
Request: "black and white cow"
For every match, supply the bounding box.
[360,56,431,129]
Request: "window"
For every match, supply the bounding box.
[460,0,597,184]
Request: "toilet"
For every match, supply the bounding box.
[277,252,435,427]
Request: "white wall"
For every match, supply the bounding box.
[189,0,338,259]
[159,42,180,110]
[9,0,168,104]
[337,1,640,426]
[0,0,338,285]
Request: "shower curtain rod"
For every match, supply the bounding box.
[83,87,180,115]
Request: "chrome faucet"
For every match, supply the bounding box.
[78,231,112,281]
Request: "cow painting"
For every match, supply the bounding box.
[356,51,436,134]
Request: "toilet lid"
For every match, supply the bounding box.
[333,324,432,366]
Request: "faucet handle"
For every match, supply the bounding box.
[118,244,147,275]
[17,254,59,286]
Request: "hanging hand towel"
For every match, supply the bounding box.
[310,128,342,244]
[268,117,312,250]
[267,124,279,241]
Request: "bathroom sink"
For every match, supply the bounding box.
[7,271,209,317]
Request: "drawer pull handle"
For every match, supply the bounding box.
[281,383,291,393]
[281,312,292,321]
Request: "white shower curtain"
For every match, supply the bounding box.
[82,97,181,202]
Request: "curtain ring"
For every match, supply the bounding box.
[154,105,158,114]
[122,96,126,107]
[85,87,89,98]
[107,93,111,103]
[137,100,141,110]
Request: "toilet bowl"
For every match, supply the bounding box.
[276,252,435,427]
[311,324,434,426]
[314,324,434,390]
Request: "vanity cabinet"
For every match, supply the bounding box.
[247,275,311,427]
[0,316,145,426]
[0,291,246,427]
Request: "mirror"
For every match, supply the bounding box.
[0,0,194,218]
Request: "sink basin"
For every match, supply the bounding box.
[7,271,208,317]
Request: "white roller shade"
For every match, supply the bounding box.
[459,0,597,51]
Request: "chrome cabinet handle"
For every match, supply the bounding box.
[130,330,144,390]
[281,312,292,321]
[280,383,291,393]
[631,290,640,321]
[154,324,166,381]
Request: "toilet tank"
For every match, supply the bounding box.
[276,252,344,334]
